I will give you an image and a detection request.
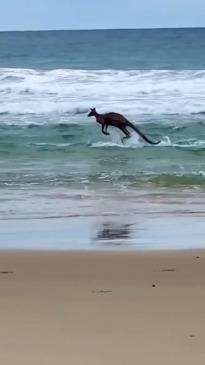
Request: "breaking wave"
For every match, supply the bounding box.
[1,68,205,118]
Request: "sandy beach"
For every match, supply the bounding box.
[0,249,204,364]
[1,23,205,365]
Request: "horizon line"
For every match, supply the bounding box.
[0,26,205,33]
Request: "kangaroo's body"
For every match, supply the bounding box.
[88,108,160,145]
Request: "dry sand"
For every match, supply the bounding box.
[0,249,205,364]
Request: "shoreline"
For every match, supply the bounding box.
[1,211,205,251]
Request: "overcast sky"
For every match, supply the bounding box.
[1,0,205,31]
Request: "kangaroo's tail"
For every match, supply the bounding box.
[127,122,161,145]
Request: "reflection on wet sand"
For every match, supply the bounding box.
[95,222,132,246]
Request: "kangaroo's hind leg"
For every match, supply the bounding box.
[104,124,110,135]
[120,127,131,143]
[101,124,109,135]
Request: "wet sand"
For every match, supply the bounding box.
[0,249,205,364]
[1,188,205,251]
[1,212,205,250]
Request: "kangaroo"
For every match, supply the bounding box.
[87,108,160,145]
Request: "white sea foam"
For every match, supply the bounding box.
[91,136,205,149]
[1,68,205,118]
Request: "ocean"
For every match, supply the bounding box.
[0,28,205,249]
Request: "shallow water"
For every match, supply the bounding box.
[1,29,205,250]
[0,188,205,250]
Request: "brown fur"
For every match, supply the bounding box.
[88,108,160,145]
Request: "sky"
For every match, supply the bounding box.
[1,0,205,31]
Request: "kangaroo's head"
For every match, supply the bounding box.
[88,107,97,117]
